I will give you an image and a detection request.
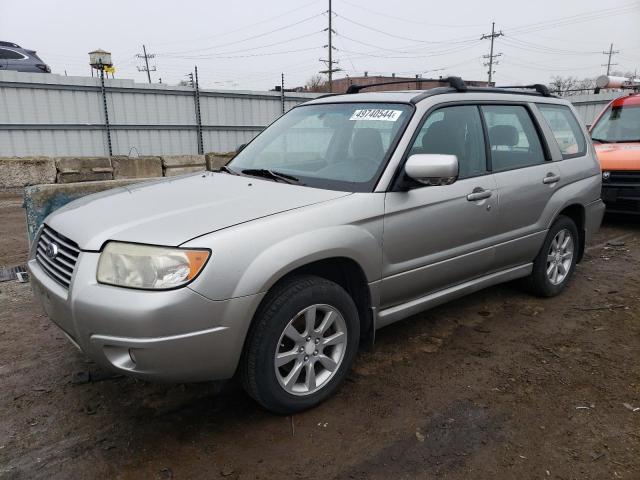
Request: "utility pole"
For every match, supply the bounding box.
[136,44,156,83]
[481,22,503,85]
[320,0,340,92]
[602,43,619,76]
[193,66,204,155]
[281,73,285,115]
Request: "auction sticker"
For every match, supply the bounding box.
[350,109,403,122]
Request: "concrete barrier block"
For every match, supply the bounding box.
[162,155,206,177]
[163,166,206,177]
[205,153,234,171]
[55,157,113,183]
[112,156,163,179]
[0,157,57,188]
[23,177,161,244]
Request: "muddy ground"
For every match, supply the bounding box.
[1,190,639,479]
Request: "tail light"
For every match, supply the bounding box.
[35,64,51,73]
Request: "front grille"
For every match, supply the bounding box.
[35,225,80,288]
[606,171,640,186]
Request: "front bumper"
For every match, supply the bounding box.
[28,252,264,382]
[585,199,606,243]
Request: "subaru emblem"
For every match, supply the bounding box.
[46,242,59,260]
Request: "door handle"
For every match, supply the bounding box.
[466,188,492,201]
[543,173,560,184]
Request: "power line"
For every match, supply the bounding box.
[160,31,323,59]
[336,31,482,56]
[335,12,480,45]
[159,12,325,55]
[507,2,639,36]
[152,0,321,47]
[500,37,601,55]
[136,45,156,83]
[481,22,503,84]
[336,41,483,60]
[602,43,620,75]
[339,0,485,27]
[164,46,322,61]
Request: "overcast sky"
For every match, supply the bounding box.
[1,0,638,91]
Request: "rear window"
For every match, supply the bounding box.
[538,104,586,158]
[480,105,546,172]
[0,48,25,60]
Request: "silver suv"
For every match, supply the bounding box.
[29,78,604,414]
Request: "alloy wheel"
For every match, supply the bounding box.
[546,228,574,286]
[274,304,347,396]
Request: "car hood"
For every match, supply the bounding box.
[595,142,640,171]
[47,172,351,250]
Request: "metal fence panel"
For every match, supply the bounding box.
[566,92,620,125]
[0,71,318,156]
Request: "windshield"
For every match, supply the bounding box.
[591,104,640,143]
[228,102,413,191]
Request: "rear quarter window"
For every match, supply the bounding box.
[537,104,586,159]
[0,48,26,60]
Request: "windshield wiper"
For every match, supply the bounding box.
[591,138,611,143]
[241,168,303,185]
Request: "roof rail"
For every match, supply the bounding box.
[345,76,467,94]
[496,84,551,97]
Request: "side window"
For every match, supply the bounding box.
[537,104,586,158]
[409,105,487,179]
[481,105,546,172]
[0,48,25,60]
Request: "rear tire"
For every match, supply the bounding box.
[525,215,579,297]
[240,275,360,414]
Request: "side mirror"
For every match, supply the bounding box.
[236,143,247,154]
[404,154,458,186]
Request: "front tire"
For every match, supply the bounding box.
[526,215,579,297]
[240,275,360,414]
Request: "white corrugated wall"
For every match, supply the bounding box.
[0,71,319,156]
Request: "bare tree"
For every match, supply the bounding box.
[549,75,597,96]
[610,70,636,79]
[304,74,325,92]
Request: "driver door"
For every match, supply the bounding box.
[381,105,500,311]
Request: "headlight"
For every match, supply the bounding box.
[97,242,210,290]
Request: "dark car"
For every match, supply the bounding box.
[0,41,50,73]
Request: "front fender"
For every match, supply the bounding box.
[183,192,385,301]
[232,225,382,298]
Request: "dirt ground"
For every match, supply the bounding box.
[1,190,639,480]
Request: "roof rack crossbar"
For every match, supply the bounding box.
[496,84,551,97]
[345,76,467,94]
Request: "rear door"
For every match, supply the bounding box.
[0,47,26,71]
[480,104,561,270]
[0,48,9,71]
[381,104,498,310]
